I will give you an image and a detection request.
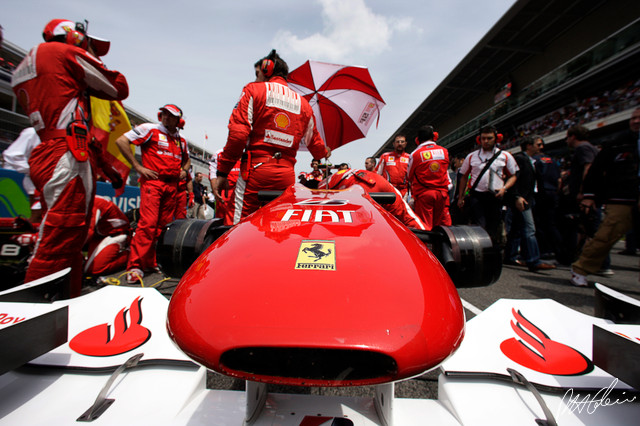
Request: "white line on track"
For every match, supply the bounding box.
[460,297,483,316]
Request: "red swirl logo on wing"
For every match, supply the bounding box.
[70,297,151,357]
[500,308,593,376]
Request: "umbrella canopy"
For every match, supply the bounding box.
[287,60,385,150]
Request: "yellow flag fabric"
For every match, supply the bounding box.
[90,98,134,195]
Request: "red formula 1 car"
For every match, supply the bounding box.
[163,184,498,388]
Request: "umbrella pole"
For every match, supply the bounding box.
[324,155,330,181]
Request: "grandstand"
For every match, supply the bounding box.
[0,39,212,179]
[374,0,640,159]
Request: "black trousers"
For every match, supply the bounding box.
[468,190,504,246]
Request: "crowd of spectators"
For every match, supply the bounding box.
[501,78,640,149]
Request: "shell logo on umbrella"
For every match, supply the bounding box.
[287,60,386,151]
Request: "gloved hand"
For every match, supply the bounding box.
[110,173,123,190]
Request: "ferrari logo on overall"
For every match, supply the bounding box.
[296,240,336,270]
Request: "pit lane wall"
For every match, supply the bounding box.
[0,168,140,218]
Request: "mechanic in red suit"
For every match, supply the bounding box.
[213,50,330,224]
[11,19,129,296]
[174,172,193,220]
[116,104,190,282]
[209,149,240,226]
[407,125,452,230]
[376,133,411,198]
[324,169,426,230]
[84,196,131,276]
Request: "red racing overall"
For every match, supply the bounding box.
[217,76,328,224]
[376,151,411,197]
[122,123,188,272]
[407,141,452,230]
[84,196,131,276]
[11,41,128,296]
[174,173,191,220]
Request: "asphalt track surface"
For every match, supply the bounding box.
[94,240,640,400]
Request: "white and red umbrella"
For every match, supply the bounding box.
[288,60,386,150]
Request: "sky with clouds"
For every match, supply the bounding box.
[2,0,516,174]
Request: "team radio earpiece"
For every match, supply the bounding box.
[476,132,504,145]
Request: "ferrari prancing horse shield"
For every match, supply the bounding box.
[295,240,336,270]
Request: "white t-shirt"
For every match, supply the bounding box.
[459,148,519,193]
[2,127,41,194]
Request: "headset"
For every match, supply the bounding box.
[415,125,440,145]
[66,23,87,48]
[158,105,185,128]
[260,49,277,78]
[261,58,275,78]
[414,132,439,145]
[476,128,503,145]
[42,19,88,50]
[158,115,186,129]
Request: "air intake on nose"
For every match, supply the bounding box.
[220,347,398,383]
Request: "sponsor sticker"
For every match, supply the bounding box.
[500,308,594,376]
[265,83,301,114]
[159,134,167,142]
[295,240,336,270]
[274,112,290,130]
[358,102,376,125]
[281,209,354,223]
[69,297,151,357]
[264,129,294,147]
[421,148,445,162]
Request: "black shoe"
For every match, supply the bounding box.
[528,262,557,272]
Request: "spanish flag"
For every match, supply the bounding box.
[91,98,133,196]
